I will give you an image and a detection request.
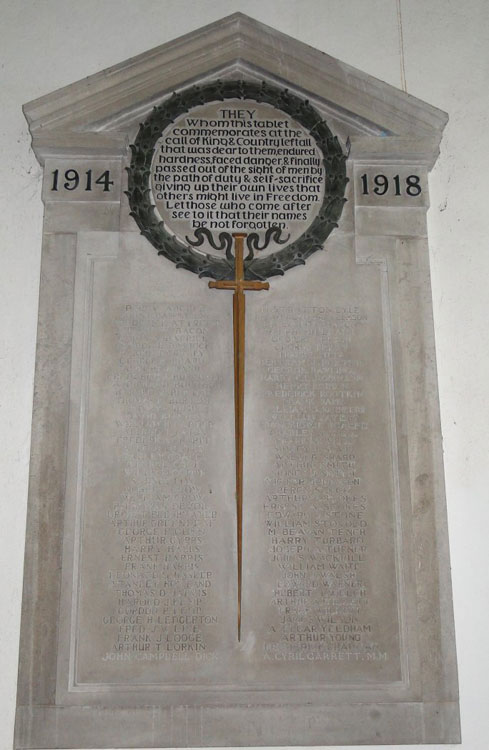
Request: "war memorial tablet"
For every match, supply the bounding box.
[15,14,460,748]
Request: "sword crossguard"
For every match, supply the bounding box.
[208,234,270,293]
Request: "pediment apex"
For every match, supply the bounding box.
[24,13,447,166]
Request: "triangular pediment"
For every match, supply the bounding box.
[23,13,447,166]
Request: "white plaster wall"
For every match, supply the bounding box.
[1,1,487,748]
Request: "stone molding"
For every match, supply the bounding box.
[23,13,447,166]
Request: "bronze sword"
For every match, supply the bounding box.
[209,233,269,640]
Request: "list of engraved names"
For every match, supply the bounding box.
[248,291,401,674]
[101,304,220,662]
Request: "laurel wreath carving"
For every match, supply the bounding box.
[126,79,348,281]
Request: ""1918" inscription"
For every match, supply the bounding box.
[360,173,421,197]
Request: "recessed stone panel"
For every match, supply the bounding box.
[56,235,405,698]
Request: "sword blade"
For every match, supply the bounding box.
[208,232,268,641]
[233,287,245,641]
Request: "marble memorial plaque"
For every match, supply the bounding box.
[15,13,459,748]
